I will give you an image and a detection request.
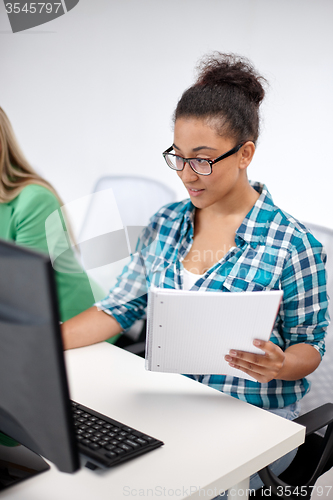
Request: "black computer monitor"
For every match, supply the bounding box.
[0,239,80,490]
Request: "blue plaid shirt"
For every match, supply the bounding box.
[97,182,329,409]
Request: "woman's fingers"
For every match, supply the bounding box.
[225,340,285,383]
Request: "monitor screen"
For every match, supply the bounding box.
[0,238,80,485]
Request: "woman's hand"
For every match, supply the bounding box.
[225,340,285,383]
[225,340,322,383]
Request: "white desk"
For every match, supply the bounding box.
[3,343,305,500]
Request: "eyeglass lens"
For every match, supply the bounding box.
[165,154,211,175]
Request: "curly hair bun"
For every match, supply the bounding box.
[196,53,266,107]
[174,52,267,143]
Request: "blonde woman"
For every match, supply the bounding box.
[0,106,101,322]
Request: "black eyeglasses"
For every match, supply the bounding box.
[162,143,244,176]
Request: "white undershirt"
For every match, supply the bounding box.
[182,266,205,290]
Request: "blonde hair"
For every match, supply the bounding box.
[0,106,60,203]
[0,107,78,246]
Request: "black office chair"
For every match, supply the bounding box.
[255,222,333,500]
[255,404,333,499]
[114,320,147,358]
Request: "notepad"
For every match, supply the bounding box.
[145,285,283,381]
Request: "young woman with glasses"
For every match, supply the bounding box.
[62,53,328,490]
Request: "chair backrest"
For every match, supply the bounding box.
[300,222,333,414]
[78,176,176,294]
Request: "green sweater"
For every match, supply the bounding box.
[0,184,104,321]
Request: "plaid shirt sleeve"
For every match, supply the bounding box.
[276,231,328,358]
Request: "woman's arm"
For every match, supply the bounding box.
[61,306,122,350]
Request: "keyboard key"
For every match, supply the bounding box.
[131,430,144,438]
[89,443,100,450]
[125,440,140,448]
[105,444,116,451]
[136,438,148,445]
[113,448,125,454]
[118,444,132,451]
[81,439,91,446]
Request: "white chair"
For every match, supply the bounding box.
[79,175,176,294]
[78,175,176,349]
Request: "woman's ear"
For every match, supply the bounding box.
[239,141,255,170]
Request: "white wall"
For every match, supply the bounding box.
[0,0,332,235]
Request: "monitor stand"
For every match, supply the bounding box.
[0,434,50,492]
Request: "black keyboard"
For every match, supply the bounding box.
[71,401,164,468]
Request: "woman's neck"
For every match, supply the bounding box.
[196,180,259,225]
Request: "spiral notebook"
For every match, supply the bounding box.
[145,285,283,381]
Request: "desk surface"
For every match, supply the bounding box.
[3,343,305,500]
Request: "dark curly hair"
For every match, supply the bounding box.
[174,53,267,144]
